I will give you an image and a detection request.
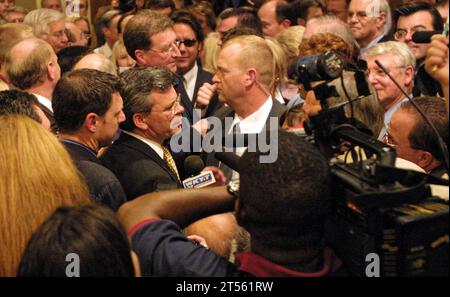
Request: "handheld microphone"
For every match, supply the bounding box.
[214,152,241,173]
[412,31,442,43]
[374,60,449,173]
[182,155,216,189]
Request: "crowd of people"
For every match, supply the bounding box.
[0,0,448,277]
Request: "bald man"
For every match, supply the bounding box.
[73,52,117,75]
[5,38,61,132]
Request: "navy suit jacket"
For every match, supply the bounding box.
[63,141,127,211]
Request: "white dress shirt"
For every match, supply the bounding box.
[32,93,53,113]
[94,43,112,59]
[182,62,198,101]
[226,97,273,180]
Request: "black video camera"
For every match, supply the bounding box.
[294,54,449,277]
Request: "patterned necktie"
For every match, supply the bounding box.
[162,146,181,183]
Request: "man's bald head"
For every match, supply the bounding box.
[6,38,58,90]
[73,53,117,75]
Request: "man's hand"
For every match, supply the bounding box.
[203,166,227,186]
[196,82,217,109]
[425,35,449,87]
[187,235,209,249]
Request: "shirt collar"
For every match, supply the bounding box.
[378,96,410,140]
[273,87,286,104]
[95,43,112,58]
[182,62,198,86]
[61,139,98,158]
[360,34,386,56]
[230,97,273,134]
[32,93,53,113]
[235,248,341,277]
[384,96,410,126]
[122,130,164,159]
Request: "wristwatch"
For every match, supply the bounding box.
[227,180,240,197]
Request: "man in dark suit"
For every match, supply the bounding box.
[52,69,127,211]
[347,0,392,56]
[393,1,444,97]
[205,34,286,179]
[172,10,222,124]
[101,67,185,200]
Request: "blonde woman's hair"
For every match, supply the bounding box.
[202,31,220,73]
[111,39,128,67]
[265,37,288,87]
[0,115,91,276]
[275,25,305,60]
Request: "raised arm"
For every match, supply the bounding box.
[425,35,449,108]
[116,186,235,233]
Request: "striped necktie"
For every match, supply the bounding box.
[163,146,181,183]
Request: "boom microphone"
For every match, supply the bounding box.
[214,152,241,173]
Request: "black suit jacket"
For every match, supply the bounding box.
[63,141,127,211]
[100,132,182,200]
[413,64,444,97]
[206,99,287,167]
[177,67,222,124]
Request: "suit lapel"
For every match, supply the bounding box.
[177,82,194,123]
[118,133,180,183]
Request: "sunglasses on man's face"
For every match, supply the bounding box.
[177,39,198,47]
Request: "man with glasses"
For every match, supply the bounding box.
[363,41,416,140]
[385,96,448,177]
[393,2,444,96]
[347,0,391,55]
[123,9,181,73]
[172,10,221,124]
[23,8,68,53]
[100,67,196,199]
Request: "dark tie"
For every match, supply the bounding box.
[219,122,240,181]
